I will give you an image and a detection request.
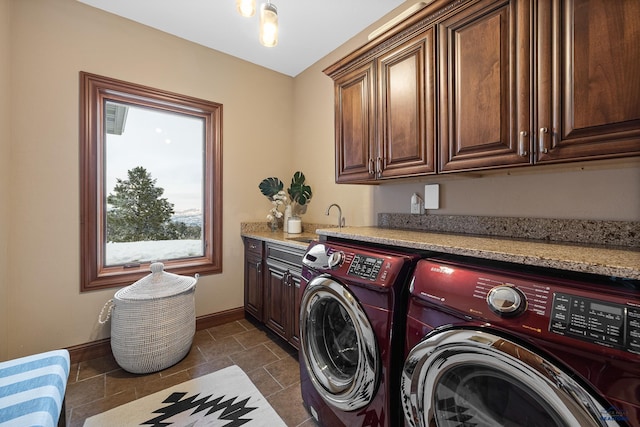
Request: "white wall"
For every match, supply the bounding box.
[290,60,376,228]
[372,160,640,221]
[4,0,294,359]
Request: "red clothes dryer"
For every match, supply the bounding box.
[402,256,640,427]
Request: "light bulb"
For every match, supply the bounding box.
[259,2,278,47]
[236,0,256,17]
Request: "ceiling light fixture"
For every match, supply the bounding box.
[236,0,256,17]
[259,1,278,47]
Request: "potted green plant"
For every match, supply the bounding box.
[259,172,312,231]
[286,171,312,216]
[258,177,286,231]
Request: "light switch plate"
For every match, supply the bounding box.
[424,184,439,209]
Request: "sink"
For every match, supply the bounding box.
[286,236,314,243]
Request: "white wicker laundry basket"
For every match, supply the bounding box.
[103,262,198,374]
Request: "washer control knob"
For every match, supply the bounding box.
[327,251,345,269]
[487,285,526,317]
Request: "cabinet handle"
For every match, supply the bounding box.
[249,244,257,249]
[256,261,261,274]
[376,157,383,178]
[519,131,529,157]
[368,158,374,176]
[539,127,550,154]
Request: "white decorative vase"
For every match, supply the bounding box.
[283,205,292,233]
[288,216,302,234]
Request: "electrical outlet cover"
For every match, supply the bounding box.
[424,184,439,209]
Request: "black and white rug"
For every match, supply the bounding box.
[83,365,287,426]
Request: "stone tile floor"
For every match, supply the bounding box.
[64,318,317,426]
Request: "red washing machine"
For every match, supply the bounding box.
[402,256,640,427]
[299,241,422,427]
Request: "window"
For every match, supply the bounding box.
[80,72,222,291]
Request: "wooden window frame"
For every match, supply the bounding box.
[79,72,223,291]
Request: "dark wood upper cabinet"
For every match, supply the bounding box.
[535,0,640,162]
[333,62,376,183]
[327,19,437,183]
[325,0,640,181]
[438,0,531,172]
[378,28,436,178]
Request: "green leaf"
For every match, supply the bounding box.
[258,177,284,199]
[288,171,312,206]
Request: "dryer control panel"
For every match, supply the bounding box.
[410,258,640,357]
[550,293,640,354]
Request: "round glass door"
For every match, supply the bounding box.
[299,275,379,411]
[401,329,621,427]
[433,365,564,426]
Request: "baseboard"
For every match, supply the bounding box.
[66,338,112,365]
[67,307,245,365]
[195,307,245,330]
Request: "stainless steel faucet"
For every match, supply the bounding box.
[326,203,344,229]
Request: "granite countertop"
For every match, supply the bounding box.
[315,226,640,280]
[241,221,330,249]
[241,229,318,249]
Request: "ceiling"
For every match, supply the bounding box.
[77,0,407,77]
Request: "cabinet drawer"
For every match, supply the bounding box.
[265,242,304,268]
[244,238,263,256]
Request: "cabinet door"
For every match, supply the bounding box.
[243,238,263,321]
[334,62,376,183]
[264,261,288,339]
[288,270,302,349]
[439,0,531,172]
[536,0,640,162]
[244,252,263,321]
[378,28,436,178]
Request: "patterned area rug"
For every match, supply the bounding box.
[83,365,287,426]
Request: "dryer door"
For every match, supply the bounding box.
[401,329,621,427]
[299,275,380,411]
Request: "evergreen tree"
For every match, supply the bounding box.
[106,166,176,242]
[169,221,202,240]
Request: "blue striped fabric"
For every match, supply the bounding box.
[0,350,70,427]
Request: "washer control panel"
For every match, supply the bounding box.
[302,241,419,288]
[550,292,640,353]
[348,254,384,280]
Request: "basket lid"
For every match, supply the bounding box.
[114,262,198,300]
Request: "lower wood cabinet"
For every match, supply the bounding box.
[264,259,301,349]
[243,238,303,349]
[243,238,264,321]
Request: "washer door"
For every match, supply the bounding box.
[299,275,380,411]
[401,329,621,427]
